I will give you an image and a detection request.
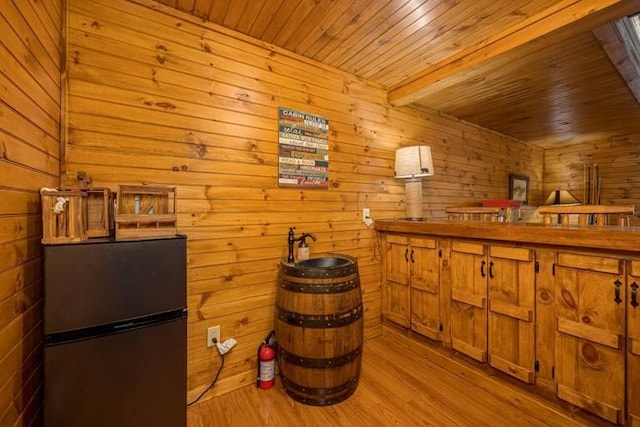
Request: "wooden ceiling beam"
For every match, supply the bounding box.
[389,0,640,107]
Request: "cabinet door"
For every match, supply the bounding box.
[487,245,535,383]
[450,240,487,362]
[628,261,640,426]
[410,238,440,340]
[384,235,410,327]
[535,249,556,392]
[555,252,625,425]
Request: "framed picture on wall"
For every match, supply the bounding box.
[509,174,529,204]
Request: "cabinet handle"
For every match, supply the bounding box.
[631,282,639,308]
[489,260,495,279]
[614,279,622,305]
[480,260,486,278]
[404,248,409,263]
[410,249,415,263]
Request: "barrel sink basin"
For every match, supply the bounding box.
[295,256,353,269]
[280,254,358,280]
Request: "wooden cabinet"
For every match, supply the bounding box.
[409,238,440,341]
[376,220,640,425]
[487,245,536,384]
[534,249,556,392]
[554,252,625,425]
[448,240,536,380]
[383,235,440,338]
[449,240,488,362]
[384,235,411,327]
[628,261,640,426]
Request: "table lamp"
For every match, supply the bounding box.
[394,146,434,220]
[544,188,582,224]
[544,189,581,206]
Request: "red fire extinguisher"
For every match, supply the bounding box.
[257,330,276,389]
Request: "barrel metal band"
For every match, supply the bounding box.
[279,276,360,294]
[276,303,363,329]
[280,374,359,406]
[278,345,362,368]
[280,263,359,279]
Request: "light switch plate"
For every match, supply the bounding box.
[363,208,370,221]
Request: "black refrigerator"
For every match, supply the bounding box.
[43,236,187,427]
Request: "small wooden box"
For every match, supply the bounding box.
[41,190,88,244]
[86,188,114,238]
[115,185,177,240]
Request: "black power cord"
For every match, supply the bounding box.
[186,345,225,407]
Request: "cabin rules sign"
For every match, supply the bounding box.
[278,107,329,189]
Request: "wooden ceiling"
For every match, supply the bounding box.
[153,0,640,148]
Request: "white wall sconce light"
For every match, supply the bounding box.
[394,146,434,220]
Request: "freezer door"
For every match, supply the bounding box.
[44,316,186,427]
[44,237,186,334]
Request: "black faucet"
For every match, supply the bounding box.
[287,227,317,263]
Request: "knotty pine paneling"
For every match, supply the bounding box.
[544,136,640,225]
[154,0,563,88]
[417,27,640,148]
[64,0,542,402]
[0,0,62,425]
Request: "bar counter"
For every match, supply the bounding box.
[374,219,640,253]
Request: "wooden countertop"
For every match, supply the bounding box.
[374,219,640,253]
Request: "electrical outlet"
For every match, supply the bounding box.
[207,325,220,348]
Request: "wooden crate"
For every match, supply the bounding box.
[41,190,88,244]
[115,185,177,240]
[86,188,114,238]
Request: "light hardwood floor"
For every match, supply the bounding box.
[188,327,605,426]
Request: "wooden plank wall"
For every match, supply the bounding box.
[64,0,543,401]
[0,1,62,425]
[544,136,640,224]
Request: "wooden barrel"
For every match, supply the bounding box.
[276,255,363,406]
